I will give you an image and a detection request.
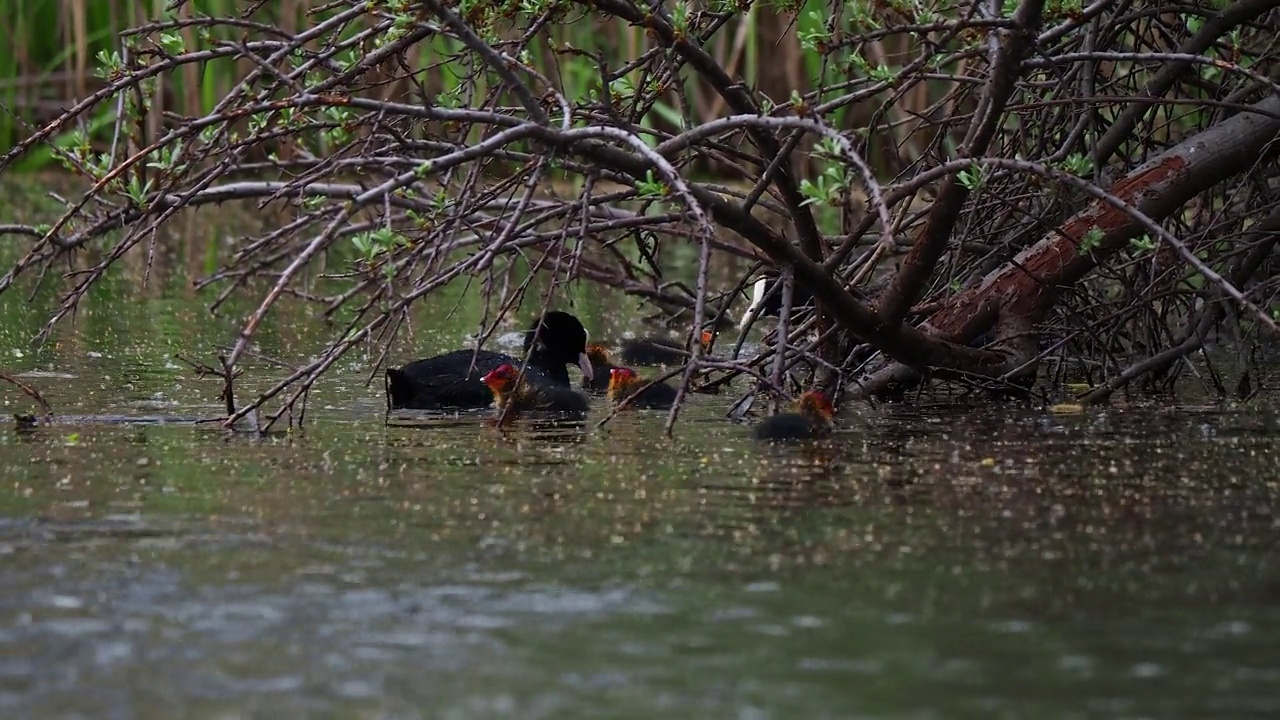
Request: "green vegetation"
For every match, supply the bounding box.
[0,0,1274,430]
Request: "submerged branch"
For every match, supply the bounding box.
[0,369,53,420]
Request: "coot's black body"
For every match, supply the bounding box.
[623,383,678,409]
[532,385,592,413]
[619,337,686,365]
[739,275,816,329]
[619,330,712,366]
[387,349,540,409]
[483,364,591,415]
[386,312,592,410]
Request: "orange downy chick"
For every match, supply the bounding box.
[753,390,835,440]
[607,366,678,409]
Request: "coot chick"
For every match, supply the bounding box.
[739,275,816,330]
[607,366,679,409]
[620,330,714,366]
[582,343,618,394]
[753,391,835,440]
[481,363,590,418]
[386,311,593,410]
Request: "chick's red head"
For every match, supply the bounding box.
[798,391,835,420]
[482,363,520,393]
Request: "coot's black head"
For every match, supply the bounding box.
[522,311,593,383]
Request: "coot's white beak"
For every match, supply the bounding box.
[578,351,594,383]
[738,277,768,330]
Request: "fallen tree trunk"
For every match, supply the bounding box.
[852,93,1280,398]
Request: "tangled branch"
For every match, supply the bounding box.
[0,0,1276,428]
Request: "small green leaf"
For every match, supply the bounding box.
[1061,153,1092,176]
[957,162,985,191]
[1078,227,1105,254]
[1128,234,1157,253]
[158,32,185,55]
[635,169,668,199]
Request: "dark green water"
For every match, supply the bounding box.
[0,270,1278,718]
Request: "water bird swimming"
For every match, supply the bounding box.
[607,366,678,409]
[620,330,715,366]
[753,391,835,440]
[385,311,593,410]
[480,363,590,418]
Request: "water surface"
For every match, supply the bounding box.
[0,267,1277,718]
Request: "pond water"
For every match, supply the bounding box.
[0,264,1278,718]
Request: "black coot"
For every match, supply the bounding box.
[739,274,816,330]
[386,311,593,410]
[619,330,713,366]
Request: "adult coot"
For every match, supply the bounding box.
[607,367,678,409]
[481,363,590,418]
[386,311,592,410]
[753,391,835,440]
[620,330,714,366]
[739,275,816,330]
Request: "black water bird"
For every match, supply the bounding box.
[386,311,593,410]
[739,275,816,330]
[619,330,714,366]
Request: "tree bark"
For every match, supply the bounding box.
[855,93,1280,397]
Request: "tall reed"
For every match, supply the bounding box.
[0,0,892,164]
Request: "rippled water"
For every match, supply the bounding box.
[0,275,1277,717]
[5,389,1279,717]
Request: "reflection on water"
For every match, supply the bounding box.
[2,384,1276,717]
[0,285,1277,717]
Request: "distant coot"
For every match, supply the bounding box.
[620,330,714,366]
[753,391,835,440]
[386,311,592,410]
[739,275,816,330]
[607,366,678,409]
[481,363,590,419]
